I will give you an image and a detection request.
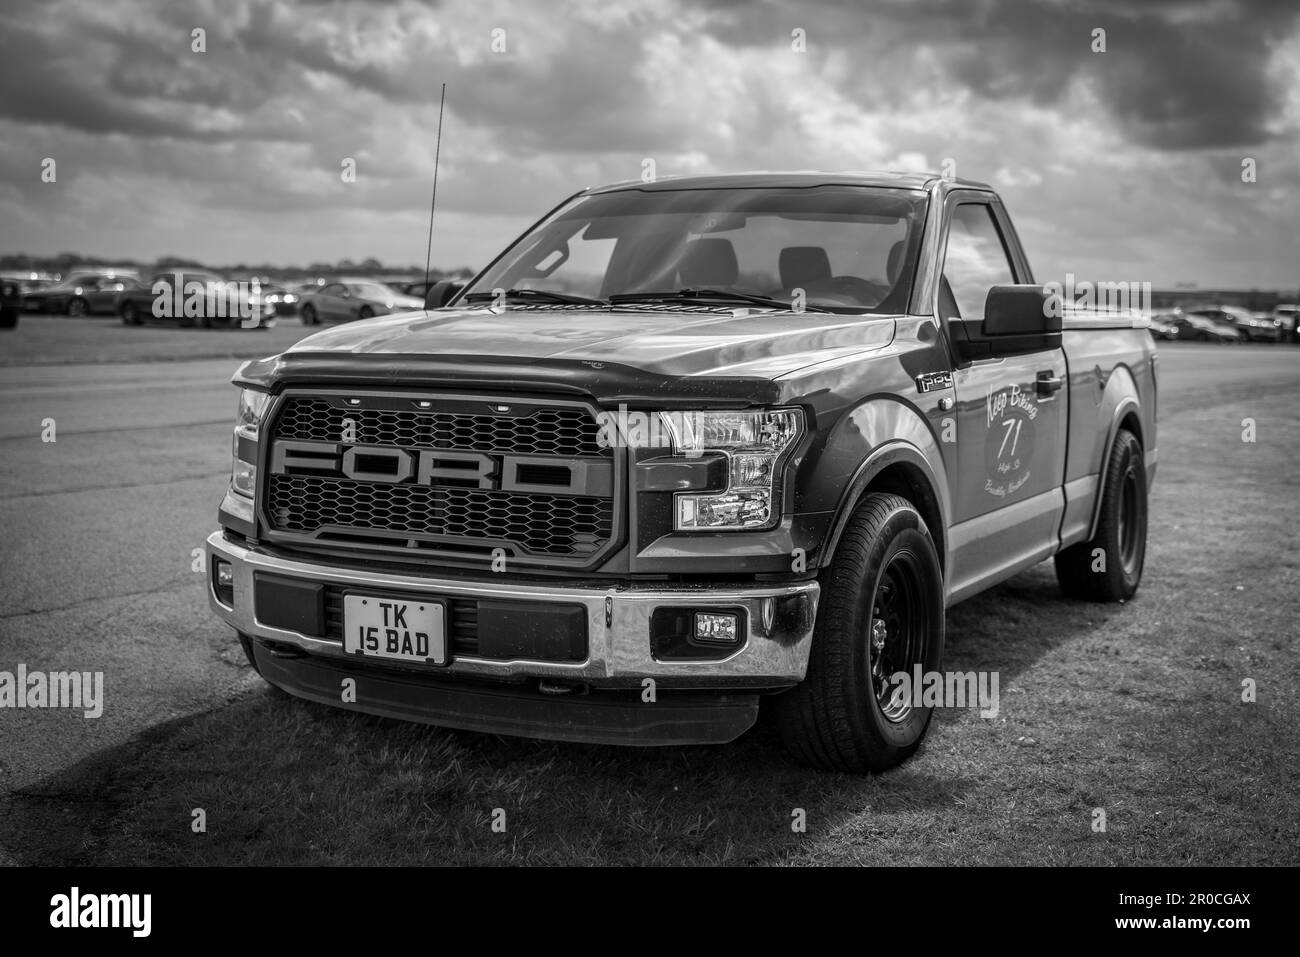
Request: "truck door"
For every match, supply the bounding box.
[939,199,1068,602]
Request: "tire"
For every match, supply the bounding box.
[67,297,88,317]
[773,493,945,773]
[1054,428,1147,602]
[358,305,375,320]
[301,304,318,325]
[120,300,141,325]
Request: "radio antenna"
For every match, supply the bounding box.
[422,83,447,304]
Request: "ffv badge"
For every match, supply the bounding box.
[916,370,953,393]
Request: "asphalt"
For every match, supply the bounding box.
[0,359,260,865]
[0,336,1296,866]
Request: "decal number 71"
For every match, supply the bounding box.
[998,418,1023,459]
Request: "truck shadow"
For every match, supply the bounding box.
[0,563,1129,866]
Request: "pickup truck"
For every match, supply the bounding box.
[206,172,1156,773]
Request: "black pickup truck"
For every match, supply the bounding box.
[207,172,1157,772]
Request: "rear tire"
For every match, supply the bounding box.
[120,301,141,325]
[773,493,945,773]
[1054,428,1147,602]
[67,297,88,317]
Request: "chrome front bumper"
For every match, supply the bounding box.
[206,531,819,686]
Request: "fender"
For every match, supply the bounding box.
[1087,365,1143,541]
[812,396,952,572]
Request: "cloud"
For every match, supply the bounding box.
[0,0,1295,286]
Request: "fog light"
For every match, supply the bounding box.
[694,612,739,644]
[215,560,234,588]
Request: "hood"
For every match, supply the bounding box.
[283,305,896,380]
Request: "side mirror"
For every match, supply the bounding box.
[424,280,465,309]
[951,284,1062,360]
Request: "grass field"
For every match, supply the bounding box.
[2,344,1297,865]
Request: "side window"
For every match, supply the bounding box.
[941,204,1015,322]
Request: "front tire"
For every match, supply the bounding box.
[774,493,945,773]
[67,297,88,317]
[120,301,141,325]
[1054,428,1147,601]
[301,304,318,325]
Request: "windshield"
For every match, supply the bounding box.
[461,185,928,314]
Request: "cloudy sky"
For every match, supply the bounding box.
[1,0,1297,287]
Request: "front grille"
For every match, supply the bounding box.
[274,397,603,456]
[261,391,619,567]
[268,475,612,555]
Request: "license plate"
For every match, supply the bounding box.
[343,595,447,665]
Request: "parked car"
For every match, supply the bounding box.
[210,171,1156,773]
[298,279,423,325]
[118,270,277,329]
[1274,304,1299,343]
[399,279,442,300]
[230,280,300,318]
[1147,312,1181,340]
[22,271,120,313]
[263,285,301,317]
[1,271,59,296]
[69,274,146,316]
[1167,313,1241,342]
[1188,306,1277,342]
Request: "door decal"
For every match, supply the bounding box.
[983,383,1038,498]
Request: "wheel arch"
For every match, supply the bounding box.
[820,441,950,577]
[1087,365,1145,540]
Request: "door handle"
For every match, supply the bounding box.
[1036,371,1063,396]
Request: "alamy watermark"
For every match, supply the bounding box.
[50,887,150,937]
[888,666,1000,718]
[151,272,266,325]
[1043,273,1152,318]
[0,665,103,718]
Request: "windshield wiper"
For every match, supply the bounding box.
[609,288,810,311]
[463,288,608,306]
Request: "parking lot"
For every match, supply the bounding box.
[0,316,1297,865]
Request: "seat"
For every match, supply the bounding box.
[677,238,739,288]
[778,246,832,290]
[886,240,906,285]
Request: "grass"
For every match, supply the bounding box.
[2,345,1297,865]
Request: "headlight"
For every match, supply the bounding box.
[658,408,803,530]
[236,388,269,433]
[231,389,269,497]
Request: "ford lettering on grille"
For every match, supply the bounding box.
[269,441,613,497]
[261,392,618,565]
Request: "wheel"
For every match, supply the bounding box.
[1054,428,1147,602]
[67,297,88,317]
[120,300,141,325]
[358,305,375,320]
[773,493,945,773]
[300,304,318,325]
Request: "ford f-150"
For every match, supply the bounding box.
[207,171,1157,772]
